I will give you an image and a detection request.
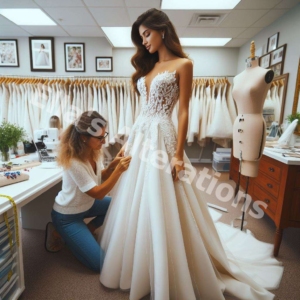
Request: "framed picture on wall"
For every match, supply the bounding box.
[0,39,19,67]
[267,32,279,52]
[96,56,113,72]
[270,44,286,66]
[64,43,85,72]
[259,53,270,68]
[29,37,55,72]
[270,63,283,78]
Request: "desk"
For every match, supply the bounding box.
[0,154,62,299]
[230,148,300,257]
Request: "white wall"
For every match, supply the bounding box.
[1,36,240,78]
[0,36,112,76]
[237,3,300,118]
[112,47,239,77]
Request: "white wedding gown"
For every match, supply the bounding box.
[98,71,283,300]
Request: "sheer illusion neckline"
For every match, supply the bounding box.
[143,70,177,100]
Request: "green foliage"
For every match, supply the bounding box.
[286,112,300,123]
[0,120,26,152]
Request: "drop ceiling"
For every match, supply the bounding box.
[0,0,299,47]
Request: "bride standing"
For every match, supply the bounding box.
[98,8,283,300]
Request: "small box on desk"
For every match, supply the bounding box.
[212,150,231,173]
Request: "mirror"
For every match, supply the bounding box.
[263,73,289,129]
[292,59,300,114]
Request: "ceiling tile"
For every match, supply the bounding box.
[237,27,263,38]
[163,10,195,27]
[252,9,288,27]
[174,27,186,37]
[34,0,83,7]
[225,38,249,47]
[0,0,37,8]
[20,25,69,36]
[42,7,97,26]
[182,27,215,37]
[220,10,268,27]
[275,0,300,8]
[125,0,160,7]
[0,25,30,36]
[90,8,131,26]
[212,27,246,38]
[83,0,124,7]
[0,15,15,25]
[127,7,154,24]
[235,0,281,9]
[63,26,105,37]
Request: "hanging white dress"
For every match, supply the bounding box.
[186,84,195,144]
[212,83,233,147]
[273,85,281,123]
[6,83,13,124]
[18,84,25,129]
[93,84,98,112]
[190,83,202,136]
[125,83,133,137]
[101,87,109,148]
[23,84,33,139]
[117,83,126,136]
[111,85,118,141]
[98,85,103,114]
[226,82,237,124]
[1,83,9,123]
[198,84,207,143]
[98,71,283,300]
[263,89,275,128]
[205,84,214,137]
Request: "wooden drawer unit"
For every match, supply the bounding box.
[230,153,300,257]
[256,171,280,198]
[259,159,282,182]
[252,184,278,216]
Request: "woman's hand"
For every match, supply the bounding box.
[171,156,185,182]
[114,156,132,174]
[117,144,126,157]
[108,144,126,170]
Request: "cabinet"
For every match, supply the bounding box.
[230,153,300,256]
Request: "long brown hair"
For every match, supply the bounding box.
[131,8,188,93]
[56,111,107,168]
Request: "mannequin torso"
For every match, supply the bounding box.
[232,58,274,177]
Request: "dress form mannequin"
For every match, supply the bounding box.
[232,41,274,177]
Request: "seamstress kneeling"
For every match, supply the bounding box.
[46,111,131,272]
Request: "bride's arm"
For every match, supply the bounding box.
[172,59,193,180]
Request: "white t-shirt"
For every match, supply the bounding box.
[53,158,104,214]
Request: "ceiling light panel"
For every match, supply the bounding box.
[102,27,134,47]
[180,38,232,47]
[161,0,241,10]
[0,9,56,25]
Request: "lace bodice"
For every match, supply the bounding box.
[138,70,179,117]
[125,71,179,157]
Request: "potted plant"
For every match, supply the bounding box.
[286,112,300,134]
[0,120,26,162]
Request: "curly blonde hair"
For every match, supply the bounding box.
[56,111,107,168]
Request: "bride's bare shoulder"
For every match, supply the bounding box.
[176,58,193,75]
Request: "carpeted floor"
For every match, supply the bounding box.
[19,165,300,300]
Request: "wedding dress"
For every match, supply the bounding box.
[98,70,283,300]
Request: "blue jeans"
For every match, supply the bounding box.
[51,197,111,272]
